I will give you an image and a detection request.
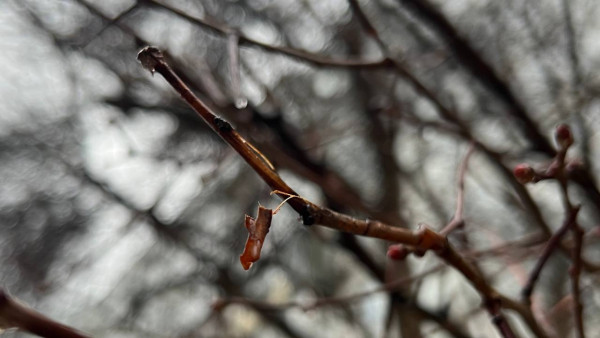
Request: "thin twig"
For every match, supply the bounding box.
[521,206,581,303]
[216,265,443,312]
[142,0,388,68]
[441,142,475,235]
[570,223,585,338]
[556,132,585,338]
[463,232,546,260]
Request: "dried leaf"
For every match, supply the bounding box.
[240,206,273,270]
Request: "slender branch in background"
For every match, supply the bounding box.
[214,265,472,337]
[215,265,443,312]
[0,289,90,338]
[141,0,388,68]
[397,0,600,224]
[570,222,585,338]
[227,31,247,109]
[397,0,554,155]
[137,46,542,338]
[554,125,586,338]
[560,0,583,89]
[441,142,475,236]
[521,206,580,302]
[81,1,139,48]
[463,232,546,260]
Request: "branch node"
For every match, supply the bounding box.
[415,225,446,253]
[214,116,233,132]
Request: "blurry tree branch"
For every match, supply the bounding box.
[0,289,90,338]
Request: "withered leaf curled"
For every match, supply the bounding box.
[240,205,273,270]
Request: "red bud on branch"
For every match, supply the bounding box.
[555,124,573,149]
[514,164,535,184]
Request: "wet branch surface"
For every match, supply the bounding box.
[137,46,546,338]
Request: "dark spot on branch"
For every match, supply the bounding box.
[214,116,232,132]
[301,204,315,226]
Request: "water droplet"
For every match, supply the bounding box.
[234,97,248,109]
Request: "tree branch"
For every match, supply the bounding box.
[141,0,389,68]
[0,289,90,338]
[137,46,542,338]
[441,143,475,235]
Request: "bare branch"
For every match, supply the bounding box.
[441,142,476,235]
[0,289,90,338]
[137,46,545,338]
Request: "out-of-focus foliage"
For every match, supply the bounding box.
[1,0,600,337]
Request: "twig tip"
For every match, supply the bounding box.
[137,46,164,74]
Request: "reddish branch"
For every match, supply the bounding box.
[521,206,581,302]
[571,223,585,338]
[137,46,548,338]
[516,124,587,337]
[141,0,388,68]
[0,289,90,338]
[441,143,475,235]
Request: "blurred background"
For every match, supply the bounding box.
[1,0,600,337]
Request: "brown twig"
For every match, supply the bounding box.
[555,127,586,338]
[571,223,585,338]
[519,124,586,336]
[137,46,537,338]
[441,143,475,236]
[141,0,388,68]
[0,289,90,338]
[521,206,581,303]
